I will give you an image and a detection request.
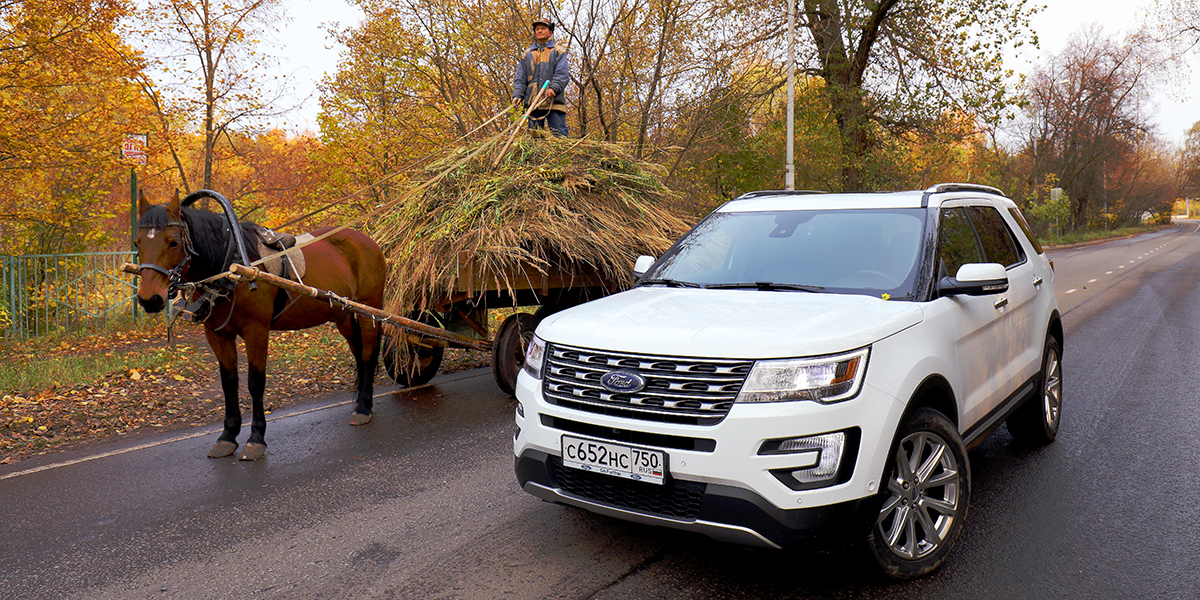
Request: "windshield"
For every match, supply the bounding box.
[642,208,926,299]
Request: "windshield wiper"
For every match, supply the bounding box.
[639,278,701,288]
[705,281,825,292]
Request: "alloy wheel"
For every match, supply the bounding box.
[877,431,962,560]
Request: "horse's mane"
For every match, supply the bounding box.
[139,204,262,281]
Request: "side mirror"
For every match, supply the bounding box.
[633,255,655,278]
[938,263,1009,296]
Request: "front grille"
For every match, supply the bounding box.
[549,456,706,520]
[543,344,752,425]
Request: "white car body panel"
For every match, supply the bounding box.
[513,186,1061,556]
[536,287,924,359]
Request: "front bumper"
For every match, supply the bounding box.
[515,450,865,549]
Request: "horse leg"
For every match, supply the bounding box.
[338,315,376,426]
[205,329,241,458]
[238,325,270,461]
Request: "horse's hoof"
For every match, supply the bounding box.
[238,443,267,461]
[349,411,372,426]
[208,441,238,458]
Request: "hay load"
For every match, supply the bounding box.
[371,131,695,316]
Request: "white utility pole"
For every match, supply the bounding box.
[785,0,795,190]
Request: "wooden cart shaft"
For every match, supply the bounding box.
[120,262,491,352]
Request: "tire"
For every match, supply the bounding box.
[1006,335,1062,445]
[380,315,445,387]
[867,408,971,579]
[492,312,539,397]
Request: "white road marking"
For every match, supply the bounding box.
[0,370,490,481]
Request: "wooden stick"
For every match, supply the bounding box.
[493,82,551,168]
[121,262,492,352]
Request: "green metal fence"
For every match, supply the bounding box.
[1,252,139,340]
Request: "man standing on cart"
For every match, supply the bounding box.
[512,17,570,137]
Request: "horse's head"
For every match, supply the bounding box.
[134,190,192,313]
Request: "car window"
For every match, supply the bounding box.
[1007,207,1044,255]
[938,207,983,278]
[966,206,1024,267]
[644,209,926,297]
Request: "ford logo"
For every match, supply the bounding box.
[600,369,646,393]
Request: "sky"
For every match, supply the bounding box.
[265,0,1199,144]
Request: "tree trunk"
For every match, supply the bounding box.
[802,0,898,190]
[635,0,677,159]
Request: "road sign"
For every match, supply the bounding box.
[121,133,148,166]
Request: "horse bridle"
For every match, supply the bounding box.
[136,217,197,298]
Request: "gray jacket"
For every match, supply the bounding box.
[512,39,569,113]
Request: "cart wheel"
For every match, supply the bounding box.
[493,312,539,397]
[381,321,445,388]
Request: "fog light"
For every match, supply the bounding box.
[780,432,845,483]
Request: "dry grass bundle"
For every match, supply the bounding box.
[370,130,695,315]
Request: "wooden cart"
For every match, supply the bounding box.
[380,251,625,395]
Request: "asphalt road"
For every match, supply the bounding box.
[2,222,1199,599]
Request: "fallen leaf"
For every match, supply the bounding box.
[130,370,142,381]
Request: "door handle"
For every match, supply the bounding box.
[1033,276,1043,287]
[993,297,1009,309]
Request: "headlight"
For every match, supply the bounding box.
[736,347,869,404]
[522,335,547,380]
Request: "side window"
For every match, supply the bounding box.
[966,206,1024,267]
[1008,207,1044,255]
[938,207,983,279]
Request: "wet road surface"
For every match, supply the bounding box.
[2,222,1199,599]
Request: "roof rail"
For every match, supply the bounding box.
[927,183,1006,197]
[735,190,828,199]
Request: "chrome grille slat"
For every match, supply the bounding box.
[547,364,744,386]
[543,343,752,424]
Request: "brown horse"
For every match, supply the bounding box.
[134,190,386,461]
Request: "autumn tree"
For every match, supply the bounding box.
[142,0,289,192]
[1017,27,1161,229]
[318,0,530,204]
[1180,121,1200,200]
[1149,0,1200,57]
[318,0,1036,206]
[664,72,842,207]
[0,0,154,254]
[1105,136,1177,225]
[715,0,1039,190]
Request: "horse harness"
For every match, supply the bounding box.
[136,217,196,297]
[136,218,306,331]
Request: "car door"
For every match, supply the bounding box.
[965,204,1044,389]
[935,204,1016,428]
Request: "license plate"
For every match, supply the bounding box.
[561,435,667,485]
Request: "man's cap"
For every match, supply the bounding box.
[532,19,556,32]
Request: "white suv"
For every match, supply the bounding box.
[513,184,1063,578]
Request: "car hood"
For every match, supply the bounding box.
[536,287,923,358]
